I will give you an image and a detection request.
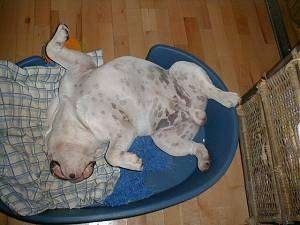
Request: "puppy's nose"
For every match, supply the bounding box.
[69,173,76,179]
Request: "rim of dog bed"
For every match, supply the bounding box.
[0,44,239,224]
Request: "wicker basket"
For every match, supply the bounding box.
[238,47,300,224]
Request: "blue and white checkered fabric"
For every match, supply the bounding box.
[0,50,120,216]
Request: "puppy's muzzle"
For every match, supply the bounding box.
[50,160,96,182]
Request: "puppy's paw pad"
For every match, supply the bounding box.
[120,152,144,171]
[198,158,211,171]
[53,24,69,45]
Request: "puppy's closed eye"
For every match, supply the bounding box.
[50,160,60,171]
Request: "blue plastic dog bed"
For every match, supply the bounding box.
[0,45,239,224]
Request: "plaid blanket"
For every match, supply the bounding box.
[0,50,120,216]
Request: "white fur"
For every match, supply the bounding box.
[46,25,240,182]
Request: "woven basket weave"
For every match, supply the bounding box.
[238,48,300,224]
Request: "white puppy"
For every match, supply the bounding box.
[45,25,240,183]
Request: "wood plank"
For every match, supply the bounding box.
[155,7,172,45]
[0,213,8,225]
[126,7,147,57]
[164,205,183,225]
[140,0,155,9]
[167,0,187,47]
[219,0,253,94]
[0,0,17,61]
[7,217,36,225]
[206,1,233,58]
[199,29,221,75]
[15,0,35,61]
[0,1,281,225]
[50,0,82,39]
[183,17,205,60]
[112,0,130,57]
[181,198,201,225]
[141,8,158,49]
[82,0,114,61]
[198,1,212,30]
[127,215,147,225]
[33,0,51,56]
[146,210,165,225]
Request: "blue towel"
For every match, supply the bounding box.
[104,136,173,206]
[104,136,198,206]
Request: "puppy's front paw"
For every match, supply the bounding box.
[52,24,69,46]
[120,152,144,171]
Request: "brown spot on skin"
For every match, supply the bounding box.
[94,84,99,88]
[79,90,84,95]
[147,73,155,80]
[98,93,103,97]
[188,84,196,90]
[190,123,196,129]
[92,97,96,101]
[158,69,169,85]
[140,85,145,91]
[118,110,129,121]
[171,142,179,147]
[181,111,189,121]
[176,127,184,135]
[173,79,191,107]
[111,103,117,109]
[101,111,106,115]
[156,119,170,130]
[168,111,179,124]
[197,96,205,102]
[165,109,169,116]
[169,99,179,110]
[112,115,118,120]
[189,84,197,93]
[54,142,64,150]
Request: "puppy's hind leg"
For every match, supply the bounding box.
[46,24,96,72]
[169,61,240,108]
[152,122,210,171]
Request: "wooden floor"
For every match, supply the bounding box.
[0,0,279,224]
